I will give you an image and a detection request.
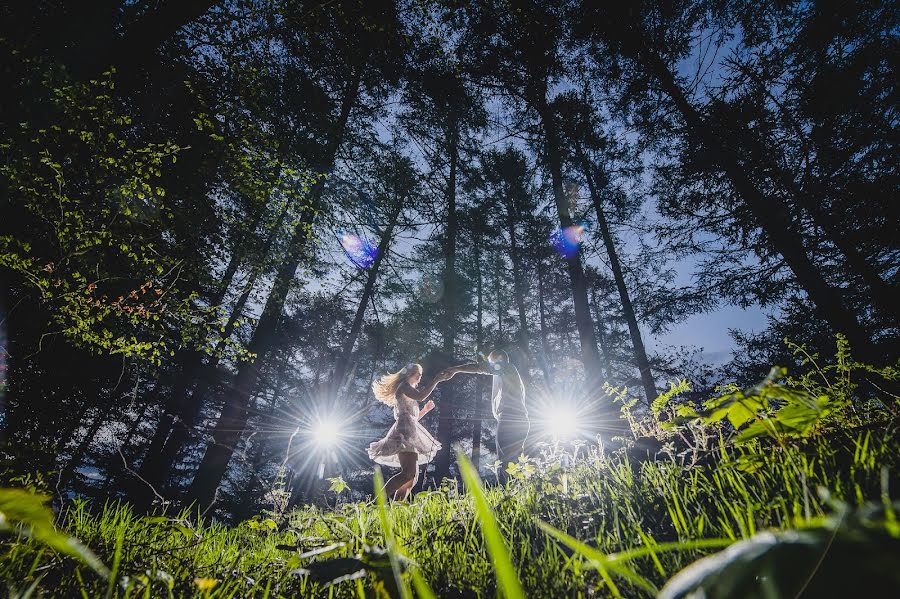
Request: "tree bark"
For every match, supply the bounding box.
[642,50,877,361]
[494,256,504,340]
[589,286,613,384]
[578,149,657,403]
[183,68,362,512]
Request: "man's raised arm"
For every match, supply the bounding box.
[447,362,492,376]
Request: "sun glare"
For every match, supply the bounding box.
[542,405,580,440]
[312,417,341,447]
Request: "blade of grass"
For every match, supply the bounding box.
[457,451,525,599]
[373,467,411,599]
[104,520,125,599]
[539,521,734,595]
[410,568,437,599]
[537,521,654,595]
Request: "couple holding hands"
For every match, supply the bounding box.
[367,351,530,500]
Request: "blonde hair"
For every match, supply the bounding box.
[372,363,422,406]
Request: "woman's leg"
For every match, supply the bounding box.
[396,458,419,501]
[382,452,418,500]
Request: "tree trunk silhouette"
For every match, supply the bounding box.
[578,149,657,403]
[502,190,531,359]
[434,122,459,482]
[731,63,899,322]
[536,259,554,386]
[800,194,899,323]
[531,88,603,381]
[494,255,504,340]
[332,201,403,391]
[57,408,107,490]
[640,49,876,361]
[589,286,613,384]
[183,68,362,512]
[132,201,283,509]
[471,232,485,471]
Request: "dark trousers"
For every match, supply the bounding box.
[496,417,530,481]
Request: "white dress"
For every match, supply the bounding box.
[367,390,441,467]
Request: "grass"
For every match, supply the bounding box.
[3,340,898,596]
[1,422,897,597]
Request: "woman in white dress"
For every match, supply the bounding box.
[368,363,449,500]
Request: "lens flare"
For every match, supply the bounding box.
[550,224,586,259]
[338,231,378,269]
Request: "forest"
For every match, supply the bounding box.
[0,0,898,597]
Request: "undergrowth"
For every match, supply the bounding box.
[0,337,898,597]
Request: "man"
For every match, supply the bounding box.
[446,350,530,475]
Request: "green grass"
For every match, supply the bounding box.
[1,423,897,597]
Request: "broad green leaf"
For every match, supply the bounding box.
[327,476,349,494]
[0,489,107,577]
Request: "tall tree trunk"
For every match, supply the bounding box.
[471,232,484,470]
[100,398,154,497]
[536,259,554,386]
[799,194,899,323]
[533,91,604,380]
[641,49,876,361]
[589,286,613,384]
[145,265,264,500]
[434,122,459,481]
[0,283,8,448]
[132,204,275,506]
[332,201,403,392]
[137,222,247,467]
[578,150,657,403]
[503,192,531,358]
[57,409,107,490]
[183,68,362,512]
[494,256,504,340]
[735,65,899,322]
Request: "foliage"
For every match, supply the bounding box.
[0,63,214,363]
[670,336,898,444]
[459,451,526,599]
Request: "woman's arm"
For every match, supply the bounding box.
[418,400,435,420]
[399,373,449,402]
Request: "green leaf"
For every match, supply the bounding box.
[0,489,108,577]
[327,476,349,494]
